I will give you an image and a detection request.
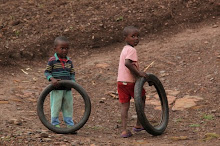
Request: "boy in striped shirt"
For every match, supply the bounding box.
[44,36,75,128]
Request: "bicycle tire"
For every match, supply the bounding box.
[134,73,169,136]
[37,80,91,134]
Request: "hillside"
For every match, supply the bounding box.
[0,0,220,145]
[0,0,219,64]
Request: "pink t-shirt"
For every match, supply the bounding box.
[117,45,139,83]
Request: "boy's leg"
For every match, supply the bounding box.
[121,102,130,133]
[62,90,74,126]
[50,90,63,125]
[118,82,132,137]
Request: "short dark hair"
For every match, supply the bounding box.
[54,36,69,47]
[123,26,139,37]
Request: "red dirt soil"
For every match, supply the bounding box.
[0,0,220,145]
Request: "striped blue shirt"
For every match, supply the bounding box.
[44,53,75,82]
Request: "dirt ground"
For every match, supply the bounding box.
[0,17,220,145]
[0,0,220,146]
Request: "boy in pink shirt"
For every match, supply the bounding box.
[117,26,147,138]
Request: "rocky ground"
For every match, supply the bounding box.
[0,17,220,145]
[0,0,220,145]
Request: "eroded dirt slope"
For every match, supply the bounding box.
[0,0,219,64]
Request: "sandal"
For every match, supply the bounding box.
[121,130,132,138]
[133,127,145,132]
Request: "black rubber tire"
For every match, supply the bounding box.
[37,80,91,134]
[134,73,169,136]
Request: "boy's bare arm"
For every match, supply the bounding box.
[125,59,147,78]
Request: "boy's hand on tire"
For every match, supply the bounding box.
[138,71,148,78]
[50,78,61,87]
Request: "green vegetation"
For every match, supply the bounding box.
[189,124,200,127]
[202,114,214,120]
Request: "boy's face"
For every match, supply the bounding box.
[125,30,139,47]
[55,41,69,58]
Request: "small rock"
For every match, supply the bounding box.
[211,109,217,113]
[176,56,181,59]
[131,115,137,119]
[40,132,49,138]
[160,70,166,74]
[64,28,69,32]
[8,119,22,125]
[44,138,52,142]
[200,121,204,124]
[160,71,169,77]
[212,24,218,28]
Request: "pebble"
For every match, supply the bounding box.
[176,56,181,59]
[212,24,218,28]
[8,119,22,125]
[40,132,49,138]
[43,138,52,142]
[211,109,217,113]
[131,115,137,119]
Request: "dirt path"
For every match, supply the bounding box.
[0,19,220,146]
